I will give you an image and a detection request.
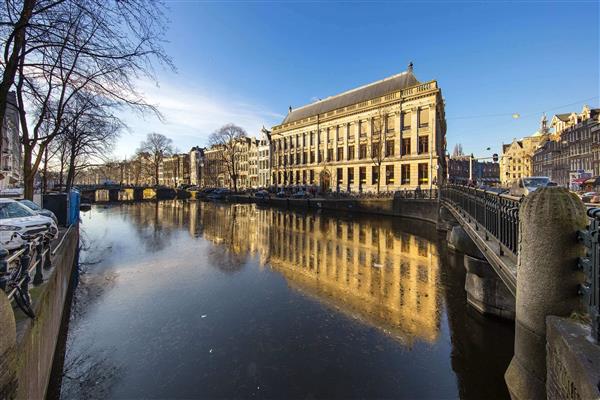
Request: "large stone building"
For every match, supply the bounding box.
[532,105,600,188]
[500,116,550,186]
[270,64,446,192]
[0,92,22,190]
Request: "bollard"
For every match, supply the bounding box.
[0,248,8,291]
[33,241,44,285]
[505,187,587,400]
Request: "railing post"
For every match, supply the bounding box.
[0,249,8,291]
[43,238,52,270]
[33,241,44,285]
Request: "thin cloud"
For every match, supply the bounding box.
[114,79,284,158]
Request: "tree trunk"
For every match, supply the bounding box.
[377,164,381,193]
[42,146,48,194]
[65,140,77,193]
[0,0,36,157]
[22,146,34,200]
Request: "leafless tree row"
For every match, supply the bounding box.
[0,0,172,198]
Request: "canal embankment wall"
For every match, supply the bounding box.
[231,195,439,224]
[0,225,79,400]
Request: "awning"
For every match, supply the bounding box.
[572,178,588,184]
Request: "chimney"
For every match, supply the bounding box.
[408,61,414,72]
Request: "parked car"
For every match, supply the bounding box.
[292,190,310,199]
[509,176,551,197]
[207,189,232,200]
[0,199,58,250]
[276,190,287,198]
[580,192,600,203]
[254,190,270,199]
[18,199,58,225]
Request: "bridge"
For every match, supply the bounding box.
[440,185,520,296]
[439,184,600,400]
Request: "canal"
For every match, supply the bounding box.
[50,201,514,399]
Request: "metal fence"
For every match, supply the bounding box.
[579,208,600,342]
[440,184,521,256]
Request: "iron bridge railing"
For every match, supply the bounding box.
[578,208,600,342]
[440,184,521,256]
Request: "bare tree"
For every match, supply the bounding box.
[370,110,392,193]
[3,0,171,199]
[208,124,247,192]
[59,94,123,191]
[137,133,173,186]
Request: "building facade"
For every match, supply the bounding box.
[0,92,22,189]
[500,116,550,186]
[448,156,500,186]
[189,146,205,187]
[258,127,272,188]
[159,153,190,187]
[270,65,446,192]
[532,105,600,187]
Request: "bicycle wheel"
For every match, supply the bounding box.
[13,285,35,319]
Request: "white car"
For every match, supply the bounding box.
[0,198,58,250]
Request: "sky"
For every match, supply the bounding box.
[115,0,599,160]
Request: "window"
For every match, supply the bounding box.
[0,202,35,219]
[401,138,411,155]
[359,167,366,184]
[386,165,394,184]
[327,148,333,161]
[348,167,354,184]
[372,166,379,185]
[311,152,315,163]
[359,144,367,159]
[399,165,411,186]
[303,152,308,165]
[337,147,344,161]
[318,151,323,163]
[385,140,395,157]
[402,111,411,130]
[348,145,355,160]
[418,136,429,154]
[418,163,429,185]
[337,168,343,184]
[419,107,429,128]
[387,115,395,133]
[296,170,300,183]
[372,143,380,159]
[302,170,307,184]
[360,120,368,137]
[310,170,314,183]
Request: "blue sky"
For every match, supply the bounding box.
[116,0,599,159]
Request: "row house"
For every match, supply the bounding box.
[532,105,600,188]
[159,153,190,187]
[448,156,500,186]
[269,64,446,192]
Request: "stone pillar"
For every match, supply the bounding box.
[505,187,587,400]
[464,255,515,320]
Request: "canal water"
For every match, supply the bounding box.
[50,201,514,399]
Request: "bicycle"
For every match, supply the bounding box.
[0,231,49,319]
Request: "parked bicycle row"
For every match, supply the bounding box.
[0,198,59,318]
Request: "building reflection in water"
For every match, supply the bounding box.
[123,201,442,345]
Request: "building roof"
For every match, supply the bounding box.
[554,113,570,122]
[281,70,419,125]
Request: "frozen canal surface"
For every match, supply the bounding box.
[51,201,514,399]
